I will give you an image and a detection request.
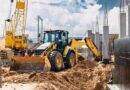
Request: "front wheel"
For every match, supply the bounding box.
[65,52,76,68]
[49,51,64,71]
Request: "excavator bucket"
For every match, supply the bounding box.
[10,56,51,72]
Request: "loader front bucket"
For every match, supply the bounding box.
[11,56,51,72]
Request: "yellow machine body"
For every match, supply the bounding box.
[5,32,28,49]
[5,31,14,48]
[11,42,57,72]
[85,38,101,58]
[10,31,101,72]
[5,0,28,50]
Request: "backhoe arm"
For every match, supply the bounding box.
[70,38,101,59]
[84,38,101,58]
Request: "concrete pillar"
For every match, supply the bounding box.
[88,30,95,60]
[95,32,100,50]
[128,5,130,36]
[88,30,94,41]
[120,12,126,38]
[88,30,92,38]
[102,26,109,60]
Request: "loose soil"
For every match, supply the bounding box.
[2,60,112,90]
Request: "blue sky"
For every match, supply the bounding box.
[97,0,119,10]
[34,0,119,12]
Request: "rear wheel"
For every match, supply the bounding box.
[65,52,76,68]
[49,51,64,71]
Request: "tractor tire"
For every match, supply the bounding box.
[49,51,64,71]
[65,52,76,68]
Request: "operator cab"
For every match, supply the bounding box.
[43,30,69,51]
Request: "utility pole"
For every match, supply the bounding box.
[102,0,109,63]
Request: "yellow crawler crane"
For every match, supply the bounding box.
[5,0,28,51]
[10,30,101,72]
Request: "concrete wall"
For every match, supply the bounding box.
[128,5,130,36]
[120,12,126,38]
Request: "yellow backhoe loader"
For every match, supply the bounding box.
[9,30,101,72]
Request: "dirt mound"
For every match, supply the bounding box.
[2,60,112,90]
[73,60,98,69]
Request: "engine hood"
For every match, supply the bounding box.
[34,42,52,55]
[36,42,52,50]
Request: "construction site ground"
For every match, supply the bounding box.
[1,60,113,90]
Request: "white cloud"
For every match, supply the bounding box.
[97,7,120,34]
[32,0,96,5]
[108,7,120,34]
[0,0,10,37]
[0,0,120,40]
[85,0,96,4]
[26,1,101,38]
[32,0,65,4]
